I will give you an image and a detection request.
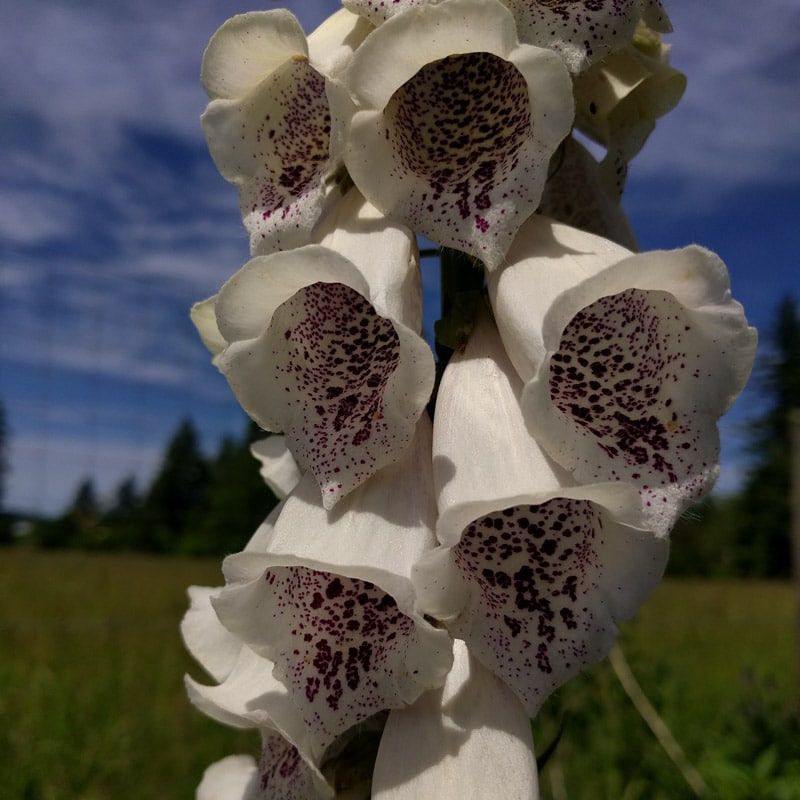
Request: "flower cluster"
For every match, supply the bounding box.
[183,2,756,797]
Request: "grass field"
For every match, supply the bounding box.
[0,549,796,799]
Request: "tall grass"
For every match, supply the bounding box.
[0,550,795,799]
[534,580,797,799]
[0,549,255,799]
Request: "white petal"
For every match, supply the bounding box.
[181,585,242,683]
[216,247,434,508]
[574,39,686,155]
[195,737,333,800]
[186,641,334,797]
[215,245,368,344]
[250,436,303,499]
[307,8,373,83]
[185,644,284,731]
[254,731,334,799]
[487,214,633,383]
[372,640,539,799]
[200,10,344,256]
[341,0,425,27]
[197,755,259,800]
[417,310,668,714]
[416,500,667,715]
[202,60,336,255]
[518,244,757,534]
[490,219,757,534]
[191,295,227,359]
[314,189,423,333]
[502,0,672,73]
[346,0,519,109]
[573,35,686,196]
[242,500,283,554]
[433,306,575,543]
[201,11,308,100]
[225,417,438,615]
[539,136,638,250]
[341,0,573,268]
[214,568,451,762]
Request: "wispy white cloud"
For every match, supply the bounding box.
[628,0,800,201]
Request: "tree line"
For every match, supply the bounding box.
[667,296,798,578]
[1,295,799,574]
[11,418,279,556]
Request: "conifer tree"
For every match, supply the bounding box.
[183,419,278,555]
[734,296,800,576]
[0,401,8,542]
[139,418,210,552]
[0,400,6,513]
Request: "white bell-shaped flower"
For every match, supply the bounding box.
[487,215,758,534]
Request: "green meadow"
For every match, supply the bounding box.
[1,549,796,799]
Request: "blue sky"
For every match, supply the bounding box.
[1,0,799,516]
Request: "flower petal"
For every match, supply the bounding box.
[181,585,243,683]
[417,498,667,716]
[524,254,757,533]
[202,61,336,255]
[186,648,334,800]
[185,643,287,732]
[314,189,423,333]
[502,0,672,73]
[190,295,228,361]
[486,214,633,383]
[216,246,434,508]
[417,309,667,714]
[539,136,638,250]
[250,436,303,500]
[307,8,374,83]
[255,731,333,800]
[215,568,450,762]
[341,0,573,268]
[201,11,309,101]
[341,0,422,27]
[200,10,356,256]
[197,755,259,800]
[224,418,439,606]
[242,499,284,554]
[196,736,333,800]
[573,30,686,197]
[372,640,539,799]
[213,420,453,761]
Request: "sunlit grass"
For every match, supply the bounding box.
[0,549,256,800]
[0,550,794,799]
[535,579,795,800]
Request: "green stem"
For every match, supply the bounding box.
[427,248,486,419]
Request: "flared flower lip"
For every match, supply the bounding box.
[199,9,371,257]
[340,0,574,267]
[214,245,434,509]
[486,215,757,535]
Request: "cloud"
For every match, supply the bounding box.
[628,0,800,201]
[0,0,794,516]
